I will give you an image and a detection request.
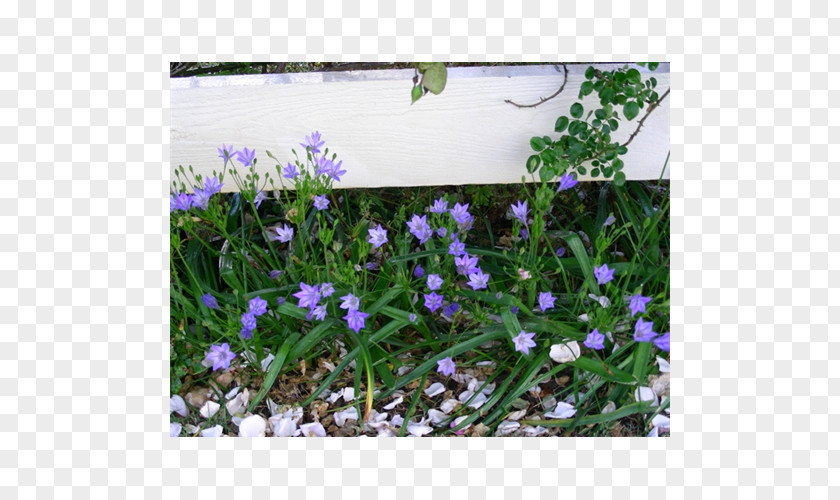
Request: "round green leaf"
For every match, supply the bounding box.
[526,155,541,173]
[421,63,447,94]
[530,136,546,151]
[648,62,659,71]
[594,108,606,120]
[626,68,641,83]
[623,101,640,121]
[554,116,569,133]
[613,171,626,186]
[585,66,595,80]
[570,102,583,119]
[580,81,594,97]
[591,168,600,178]
[411,85,423,104]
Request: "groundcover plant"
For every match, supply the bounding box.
[170,65,669,437]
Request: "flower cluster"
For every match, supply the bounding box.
[170,175,224,213]
[240,296,268,339]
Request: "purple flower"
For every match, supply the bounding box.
[368,224,388,249]
[301,131,325,154]
[437,227,448,238]
[556,172,578,192]
[538,292,556,312]
[343,309,369,333]
[520,228,529,240]
[313,194,329,211]
[253,191,267,209]
[467,269,489,290]
[201,293,220,310]
[241,312,257,332]
[584,329,605,350]
[448,240,465,256]
[555,247,566,257]
[437,356,456,377]
[283,162,299,179]
[273,223,294,243]
[512,331,537,355]
[408,313,417,323]
[424,292,443,313]
[413,265,425,278]
[443,303,460,318]
[248,296,268,316]
[454,253,479,276]
[314,155,333,176]
[603,214,616,227]
[217,144,236,167]
[407,214,432,243]
[191,188,212,211]
[320,282,335,297]
[205,343,236,371]
[430,197,449,214]
[308,304,327,321]
[204,176,223,195]
[174,192,192,211]
[628,294,653,316]
[365,262,379,271]
[593,264,615,285]
[293,282,321,310]
[633,318,657,342]
[426,274,443,291]
[510,306,520,314]
[511,200,529,225]
[329,160,346,182]
[339,293,360,312]
[653,331,670,352]
[240,327,254,340]
[269,270,283,279]
[450,202,473,227]
[276,297,286,306]
[170,195,175,213]
[236,147,256,167]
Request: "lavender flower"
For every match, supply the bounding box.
[191,188,211,211]
[308,304,327,322]
[269,270,283,279]
[241,312,257,332]
[365,262,379,271]
[510,306,520,314]
[253,191,267,209]
[343,309,369,333]
[313,194,329,211]
[426,274,443,291]
[407,214,433,243]
[424,292,443,313]
[450,203,472,226]
[437,356,456,377]
[314,155,333,177]
[320,282,335,297]
[437,227,448,238]
[556,172,578,192]
[512,331,537,355]
[273,224,294,243]
[467,269,489,290]
[201,293,220,310]
[283,162,299,179]
[170,195,175,213]
[240,327,254,340]
[448,240,465,256]
[413,265,425,278]
[633,318,657,342]
[443,303,460,318]
[205,343,236,371]
[204,176,223,195]
[593,264,615,285]
[293,282,321,310]
[339,293,360,312]
[555,247,566,257]
[511,200,529,225]
[236,147,256,167]
[329,160,346,182]
[174,192,192,211]
[603,214,616,227]
[538,292,556,312]
[653,332,670,352]
[584,329,605,350]
[430,197,449,214]
[276,297,286,306]
[248,296,268,316]
[301,131,325,154]
[368,224,388,249]
[628,294,653,316]
[454,254,479,276]
[217,144,236,167]
[408,313,417,323]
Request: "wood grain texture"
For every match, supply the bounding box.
[171,63,670,192]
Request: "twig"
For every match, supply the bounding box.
[621,88,670,149]
[504,64,568,108]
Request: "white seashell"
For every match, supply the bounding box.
[327,391,342,404]
[458,390,474,404]
[467,392,488,409]
[549,342,581,364]
[238,415,266,437]
[656,356,670,373]
[651,414,670,431]
[260,353,275,372]
[299,422,327,437]
[390,414,404,428]
[225,388,249,417]
[396,365,413,376]
[183,424,199,435]
[269,416,297,437]
[383,397,403,411]
[342,387,355,402]
[199,401,221,419]
[588,293,611,308]
[634,386,659,407]
[440,399,460,414]
[170,423,182,437]
[333,408,360,427]
[578,313,589,322]
[542,396,557,412]
[601,401,617,414]
[450,416,470,432]
[426,409,448,425]
[425,383,446,397]
[170,395,188,417]
[406,421,433,437]
[506,410,527,421]
[545,402,577,419]
[564,392,586,405]
[201,425,224,437]
[225,386,241,400]
[521,425,549,437]
[495,421,520,436]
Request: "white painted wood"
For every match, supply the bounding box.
[170,63,669,192]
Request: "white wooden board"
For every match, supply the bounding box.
[170,63,670,192]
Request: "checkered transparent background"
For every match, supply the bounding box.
[2,0,837,497]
